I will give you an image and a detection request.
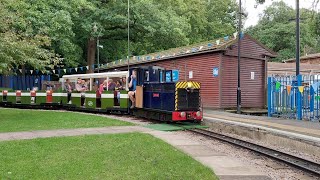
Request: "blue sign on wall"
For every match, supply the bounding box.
[172,70,179,82]
[165,70,179,82]
[166,71,171,82]
[213,67,219,77]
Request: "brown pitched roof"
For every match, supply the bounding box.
[100,34,276,70]
[282,53,320,63]
[268,62,320,74]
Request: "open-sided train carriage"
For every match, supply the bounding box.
[60,71,129,113]
[0,71,130,113]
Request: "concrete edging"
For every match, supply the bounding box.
[203,117,320,157]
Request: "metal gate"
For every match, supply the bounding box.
[268,74,320,121]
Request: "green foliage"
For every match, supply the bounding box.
[246,1,320,61]
[0,0,239,73]
[0,1,61,74]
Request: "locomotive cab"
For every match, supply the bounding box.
[129,66,166,109]
[131,66,202,122]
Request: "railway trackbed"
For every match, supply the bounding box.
[188,128,320,177]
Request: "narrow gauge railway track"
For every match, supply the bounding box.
[189,128,320,177]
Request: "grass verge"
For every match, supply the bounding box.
[0,108,133,132]
[0,133,217,180]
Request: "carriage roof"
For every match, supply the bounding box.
[61,71,128,80]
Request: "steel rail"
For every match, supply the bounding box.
[189,128,320,177]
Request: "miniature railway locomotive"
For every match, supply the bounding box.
[133,66,202,122]
[0,66,202,122]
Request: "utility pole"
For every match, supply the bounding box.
[296,0,302,120]
[296,0,300,76]
[237,0,242,114]
[127,0,130,73]
[97,37,100,73]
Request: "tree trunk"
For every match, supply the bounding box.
[21,65,26,75]
[87,37,96,74]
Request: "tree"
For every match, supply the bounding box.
[85,0,240,71]
[246,1,320,61]
[255,0,319,10]
[0,1,61,74]
[0,0,240,74]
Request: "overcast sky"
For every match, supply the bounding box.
[244,0,319,28]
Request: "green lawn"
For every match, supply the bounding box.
[0,108,133,132]
[0,133,217,180]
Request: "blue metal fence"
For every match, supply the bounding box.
[268,74,320,121]
[0,75,51,90]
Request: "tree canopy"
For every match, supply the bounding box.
[0,1,62,74]
[0,0,240,74]
[2,0,320,73]
[246,1,320,61]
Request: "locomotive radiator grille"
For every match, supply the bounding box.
[176,82,200,89]
[175,81,201,111]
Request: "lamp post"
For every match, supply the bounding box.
[237,0,242,114]
[97,36,100,73]
[93,24,103,73]
[97,40,103,73]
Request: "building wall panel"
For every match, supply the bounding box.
[221,56,265,108]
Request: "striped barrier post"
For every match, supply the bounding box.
[30,90,36,104]
[46,90,53,103]
[2,90,7,102]
[16,90,22,104]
